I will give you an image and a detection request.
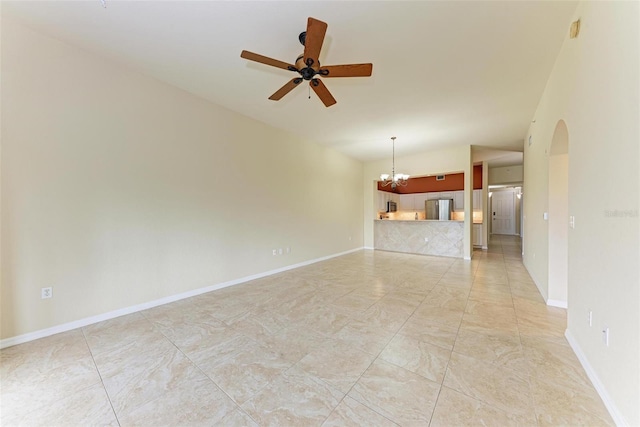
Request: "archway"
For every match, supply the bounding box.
[548,120,569,307]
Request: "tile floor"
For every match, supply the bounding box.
[1,236,614,426]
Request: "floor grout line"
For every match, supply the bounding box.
[80,327,122,427]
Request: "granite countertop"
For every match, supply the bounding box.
[375,219,484,224]
[374,219,459,222]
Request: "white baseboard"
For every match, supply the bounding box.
[523,260,548,302]
[546,298,568,309]
[565,329,627,426]
[0,247,364,350]
[363,246,375,250]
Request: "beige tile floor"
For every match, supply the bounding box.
[1,235,614,426]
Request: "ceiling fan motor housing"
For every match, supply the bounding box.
[295,54,320,80]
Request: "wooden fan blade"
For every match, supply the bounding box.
[311,79,337,107]
[320,63,373,78]
[303,18,328,67]
[269,78,303,101]
[241,50,295,71]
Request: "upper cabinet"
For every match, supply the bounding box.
[378,191,400,212]
[399,194,415,211]
[377,191,385,212]
[453,191,464,211]
[473,189,483,210]
[414,193,428,211]
[399,193,428,211]
[450,190,482,212]
[381,189,483,213]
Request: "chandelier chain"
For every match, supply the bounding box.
[380,136,409,190]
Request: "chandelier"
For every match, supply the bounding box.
[379,137,409,190]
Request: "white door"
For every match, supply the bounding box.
[491,190,516,235]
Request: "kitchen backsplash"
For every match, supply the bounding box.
[384,211,427,220]
[452,211,484,222]
[379,210,483,222]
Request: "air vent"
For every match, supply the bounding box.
[435,175,445,181]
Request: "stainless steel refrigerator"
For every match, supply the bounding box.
[425,199,453,220]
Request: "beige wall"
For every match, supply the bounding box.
[523,2,639,424]
[548,154,568,305]
[363,144,473,257]
[0,18,364,340]
[488,165,523,185]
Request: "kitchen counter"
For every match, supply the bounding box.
[375,219,483,224]
[375,219,460,222]
[374,219,463,258]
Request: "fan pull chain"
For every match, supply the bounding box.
[308,84,311,100]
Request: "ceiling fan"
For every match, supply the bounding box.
[240,17,373,107]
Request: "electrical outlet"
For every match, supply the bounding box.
[602,326,609,346]
[41,287,52,299]
[588,309,593,327]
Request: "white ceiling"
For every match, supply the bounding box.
[3,1,577,162]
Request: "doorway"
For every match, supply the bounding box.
[547,120,569,307]
[491,189,516,235]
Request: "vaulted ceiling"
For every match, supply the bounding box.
[3,1,577,162]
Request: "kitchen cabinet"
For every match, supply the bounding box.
[378,191,400,212]
[398,193,429,211]
[414,193,428,211]
[473,223,483,246]
[382,189,482,213]
[453,191,464,211]
[378,191,391,212]
[399,194,415,211]
[473,189,483,210]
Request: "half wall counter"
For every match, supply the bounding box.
[374,219,463,258]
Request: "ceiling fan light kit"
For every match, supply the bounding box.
[240,17,373,107]
[380,137,410,191]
